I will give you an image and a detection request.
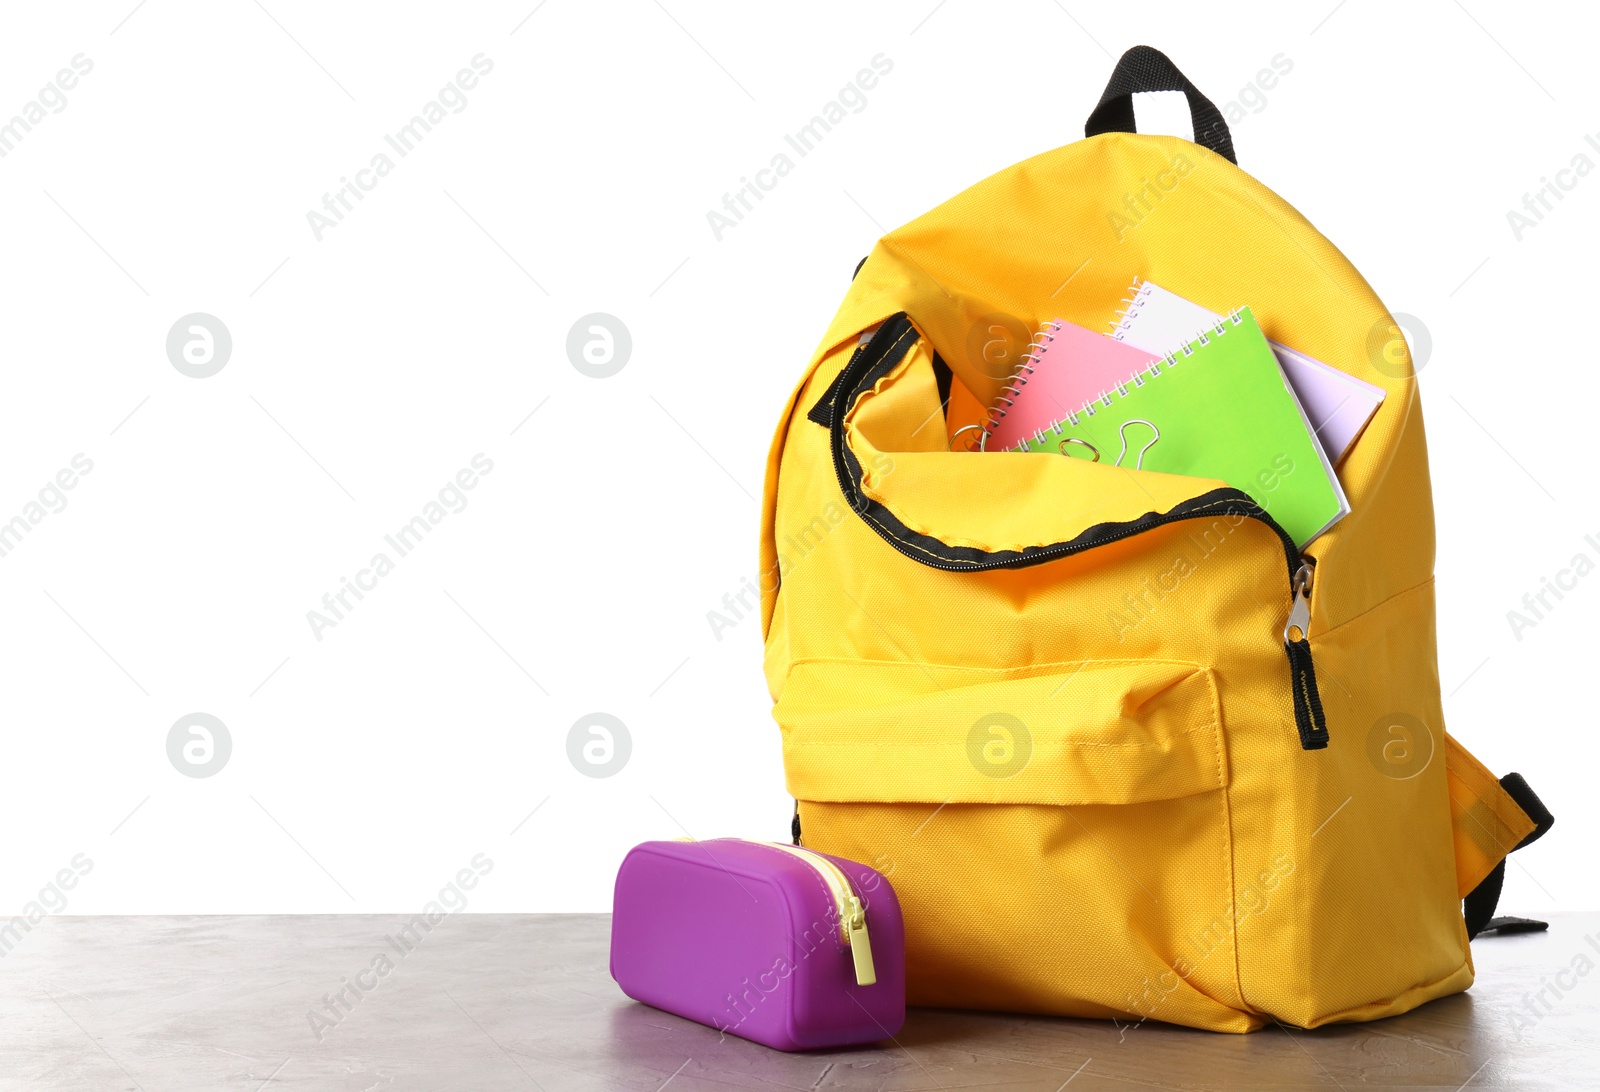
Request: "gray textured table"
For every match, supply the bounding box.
[2,913,1594,1090]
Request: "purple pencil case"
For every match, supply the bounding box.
[610,838,905,1051]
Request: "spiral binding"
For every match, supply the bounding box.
[977,319,1063,449]
[1012,308,1244,452]
[1107,276,1153,342]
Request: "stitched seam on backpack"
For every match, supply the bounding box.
[1307,576,1434,641]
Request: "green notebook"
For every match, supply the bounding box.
[1013,307,1348,546]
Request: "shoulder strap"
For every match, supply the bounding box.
[1463,773,1554,938]
[1445,735,1554,939]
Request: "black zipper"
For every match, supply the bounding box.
[824,312,1330,750]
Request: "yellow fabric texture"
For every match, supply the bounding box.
[759,133,1533,1031]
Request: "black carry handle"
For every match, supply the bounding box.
[1085,45,1237,164]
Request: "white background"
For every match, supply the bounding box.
[0,1,1592,918]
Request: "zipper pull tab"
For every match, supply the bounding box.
[1282,560,1328,750]
[1284,561,1312,643]
[844,896,876,986]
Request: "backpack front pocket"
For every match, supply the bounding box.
[775,655,1263,1032]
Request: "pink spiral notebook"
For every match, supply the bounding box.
[981,319,1155,451]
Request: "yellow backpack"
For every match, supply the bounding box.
[759,47,1552,1032]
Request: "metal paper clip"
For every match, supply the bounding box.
[1057,437,1100,462]
[1114,419,1160,470]
[950,425,986,453]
